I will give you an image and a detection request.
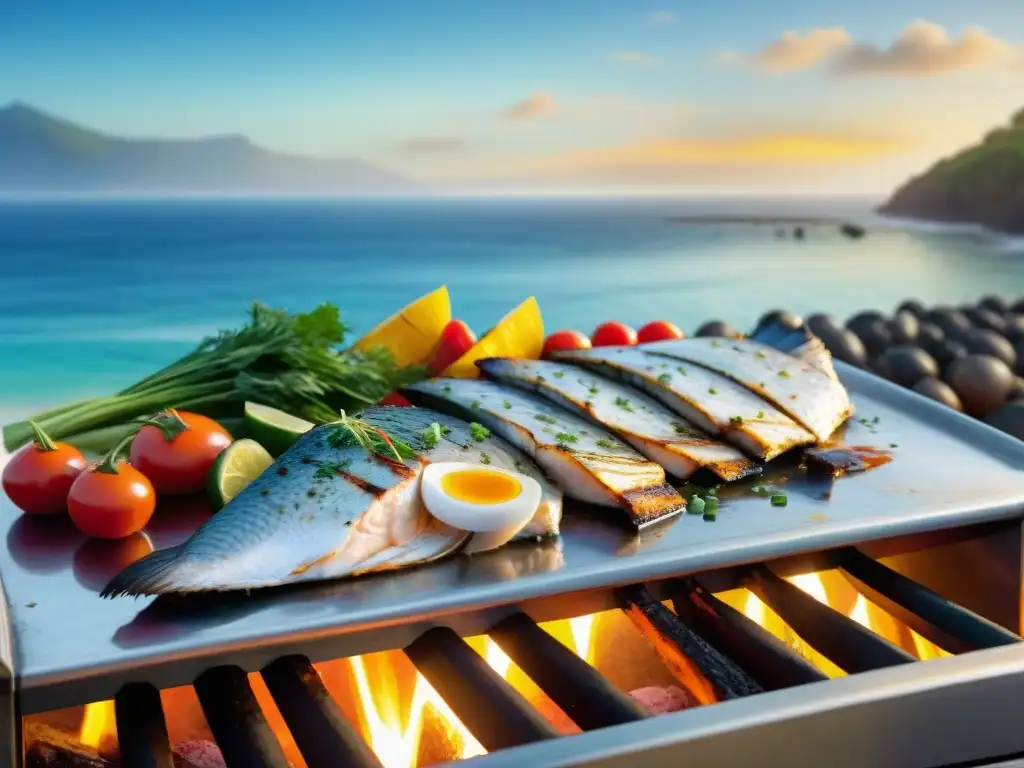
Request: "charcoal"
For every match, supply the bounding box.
[24,722,108,768]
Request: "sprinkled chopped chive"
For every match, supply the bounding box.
[471,400,480,408]
[729,415,744,425]
[890,443,898,448]
[757,410,765,419]
[421,422,445,448]
[480,452,491,465]
[535,414,557,424]
[755,351,767,359]
[442,384,452,393]
[596,437,618,449]
[708,387,718,395]
[657,373,672,384]
[469,422,490,441]
[514,459,526,471]
[759,381,767,388]
[536,375,546,383]
[689,496,706,514]
[315,462,343,479]
[589,386,599,395]
[778,370,792,378]
[660,362,669,369]
[615,396,634,412]
[540,426,553,433]
[307,489,317,497]
[711,340,722,348]
[260,488,270,496]
[704,496,719,514]
[554,431,578,443]
[553,371,565,379]
[503,400,512,409]
[676,365,688,375]
[670,422,689,435]
[770,494,788,507]
[26,602,36,608]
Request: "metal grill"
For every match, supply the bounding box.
[91,543,1021,768]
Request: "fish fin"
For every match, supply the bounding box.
[750,319,838,381]
[101,544,187,598]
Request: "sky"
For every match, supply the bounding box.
[2,0,1024,194]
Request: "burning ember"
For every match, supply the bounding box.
[36,572,953,768]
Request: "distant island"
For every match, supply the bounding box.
[879,107,1024,235]
[0,102,408,195]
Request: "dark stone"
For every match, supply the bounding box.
[1004,314,1024,343]
[924,307,972,340]
[912,377,963,411]
[979,295,1008,314]
[816,326,868,367]
[889,311,919,345]
[1010,377,1024,402]
[694,320,737,338]
[964,307,1009,335]
[806,313,839,336]
[846,316,891,358]
[945,354,1015,417]
[931,339,968,376]
[873,346,939,388]
[962,328,1016,368]
[984,402,1024,442]
[916,322,946,357]
[1016,340,1024,375]
[1013,297,1024,314]
[896,299,926,318]
[755,310,802,332]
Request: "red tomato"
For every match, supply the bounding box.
[428,320,477,375]
[1,421,86,515]
[637,320,685,344]
[591,321,638,348]
[129,410,232,495]
[68,435,156,540]
[542,330,592,358]
[378,392,413,407]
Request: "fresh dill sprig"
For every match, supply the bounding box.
[326,410,415,461]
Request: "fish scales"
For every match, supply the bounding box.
[103,407,562,596]
[476,356,759,482]
[404,378,686,527]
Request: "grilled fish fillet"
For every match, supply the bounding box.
[640,338,852,442]
[553,346,815,462]
[103,407,562,596]
[404,378,686,527]
[476,357,759,482]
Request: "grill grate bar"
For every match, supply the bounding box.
[617,584,763,702]
[836,548,1021,654]
[193,666,290,768]
[261,655,383,768]
[405,626,559,750]
[114,682,174,768]
[746,564,917,673]
[489,612,648,731]
[669,579,829,691]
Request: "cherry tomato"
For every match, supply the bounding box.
[129,410,231,495]
[428,320,477,375]
[542,330,592,358]
[591,321,638,348]
[378,392,413,407]
[637,320,685,344]
[68,435,156,540]
[1,421,86,515]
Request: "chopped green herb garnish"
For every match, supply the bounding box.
[660,362,669,369]
[480,452,491,465]
[442,384,452,393]
[729,415,744,425]
[553,370,565,379]
[778,370,792,378]
[471,400,481,408]
[614,396,634,412]
[596,437,618,449]
[469,422,490,441]
[757,410,765,419]
[503,400,512,409]
[306,489,317,497]
[670,422,689,435]
[890,443,898,448]
[755,351,767,359]
[421,422,447,449]
[315,461,347,479]
[689,496,706,514]
[554,431,578,444]
[327,411,415,461]
[535,414,557,424]
[708,387,718,395]
[541,426,553,433]
[260,488,270,496]
[711,340,722,348]
[704,496,719,514]
[536,375,546,383]
[657,373,672,384]
[676,366,688,376]
[770,494,788,507]
[514,459,526,471]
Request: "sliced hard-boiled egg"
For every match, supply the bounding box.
[420,462,542,536]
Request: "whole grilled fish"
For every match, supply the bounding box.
[476,357,759,482]
[103,407,563,596]
[404,378,686,528]
[553,346,815,462]
[640,337,852,442]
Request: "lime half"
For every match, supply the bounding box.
[208,439,274,510]
[244,401,314,457]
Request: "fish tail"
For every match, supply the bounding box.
[100,544,189,598]
[751,319,838,380]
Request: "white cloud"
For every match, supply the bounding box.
[502,91,559,121]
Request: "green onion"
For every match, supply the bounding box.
[770,494,788,507]
[689,496,706,514]
[469,422,491,441]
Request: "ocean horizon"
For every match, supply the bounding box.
[2,195,1022,426]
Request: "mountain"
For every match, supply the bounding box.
[879,107,1024,234]
[0,102,409,194]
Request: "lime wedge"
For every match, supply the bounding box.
[244,401,314,457]
[208,439,274,510]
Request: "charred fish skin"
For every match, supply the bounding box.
[404,378,686,528]
[553,346,815,462]
[103,407,562,597]
[641,337,853,442]
[477,357,759,483]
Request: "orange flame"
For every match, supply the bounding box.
[79,700,116,750]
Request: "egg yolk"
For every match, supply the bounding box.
[440,468,522,505]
